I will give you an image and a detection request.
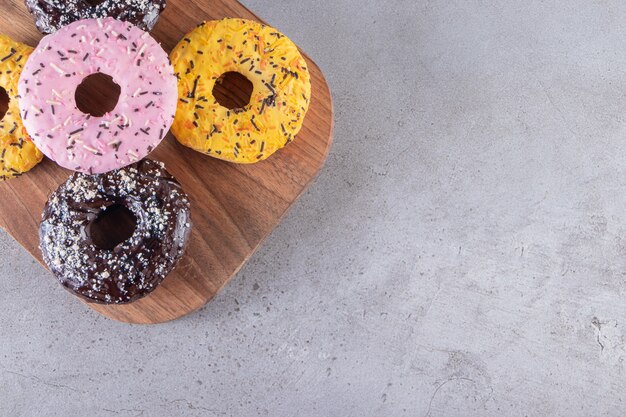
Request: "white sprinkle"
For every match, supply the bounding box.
[137,44,147,57]
[52,89,63,99]
[50,63,65,75]
[96,48,105,57]
[46,100,61,105]
[83,144,100,154]
[141,32,149,40]
[132,87,141,98]
[63,116,72,126]
[97,19,103,28]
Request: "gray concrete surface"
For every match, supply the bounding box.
[3,0,626,415]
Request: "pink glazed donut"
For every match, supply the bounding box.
[18,17,177,174]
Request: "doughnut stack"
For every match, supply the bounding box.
[0,1,311,304]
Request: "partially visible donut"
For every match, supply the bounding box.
[24,0,166,34]
[0,35,43,179]
[170,18,311,163]
[18,17,178,174]
[39,159,192,304]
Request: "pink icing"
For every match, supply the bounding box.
[18,17,177,174]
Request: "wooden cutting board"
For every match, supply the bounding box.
[0,0,333,323]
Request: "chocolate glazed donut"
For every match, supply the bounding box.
[24,0,167,34]
[40,159,192,304]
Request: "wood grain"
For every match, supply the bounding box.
[0,0,333,323]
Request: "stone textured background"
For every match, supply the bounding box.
[3,0,626,415]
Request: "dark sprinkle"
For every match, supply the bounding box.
[187,75,200,99]
[1,48,16,62]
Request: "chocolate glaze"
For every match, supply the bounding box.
[40,159,192,304]
[24,0,166,34]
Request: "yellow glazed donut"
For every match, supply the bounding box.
[170,18,311,163]
[0,35,42,179]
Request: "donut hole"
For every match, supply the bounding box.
[89,204,137,250]
[75,73,121,118]
[0,86,9,121]
[213,72,253,110]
